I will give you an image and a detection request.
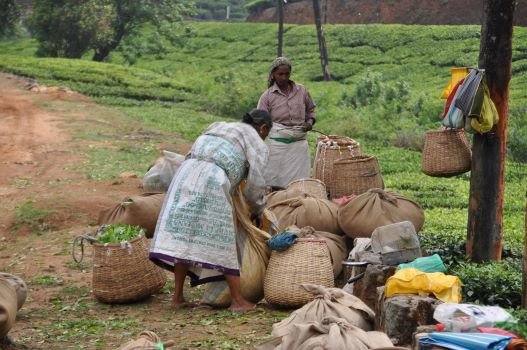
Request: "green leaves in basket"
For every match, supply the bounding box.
[96,224,143,244]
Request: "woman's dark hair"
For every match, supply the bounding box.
[242,109,273,129]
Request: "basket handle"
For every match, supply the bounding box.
[71,235,97,263]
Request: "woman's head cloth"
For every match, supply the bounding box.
[268,56,292,87]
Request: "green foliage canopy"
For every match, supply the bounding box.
[28,0,196,61]
[0,0,21,38]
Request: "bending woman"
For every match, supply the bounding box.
[257,56,316,189]
[149,109,272,311]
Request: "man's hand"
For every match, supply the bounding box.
[303,120,313,132]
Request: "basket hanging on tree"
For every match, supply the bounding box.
[421,129,471,177]
[73,224,167,304]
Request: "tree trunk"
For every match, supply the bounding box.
[277,0,284,57]
[312,0,331,81]
[466,0,515,262]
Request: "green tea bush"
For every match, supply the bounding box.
[451,259,522,308]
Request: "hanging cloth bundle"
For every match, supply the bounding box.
[440,67,499,134]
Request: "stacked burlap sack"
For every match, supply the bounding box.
[337,188,425,238]
[257,284,397,350]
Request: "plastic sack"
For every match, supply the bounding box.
[384,268,462,303]
[397,254,446,273]
[419,332,512,350]
[143,150,185,192]
[433,303,513,332]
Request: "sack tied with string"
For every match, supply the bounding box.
[268,196,343,235]
[337,188,424,238]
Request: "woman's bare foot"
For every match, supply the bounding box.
[171,297,195,309]
[228,299,255,312]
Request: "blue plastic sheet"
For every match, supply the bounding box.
[419,332,512,350]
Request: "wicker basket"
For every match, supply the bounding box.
[314,135,362,195]
[91,235,167,303]
[286,178,328,199]
[331,155,384,198]
[422,129,471,177]
[264,238,334,308]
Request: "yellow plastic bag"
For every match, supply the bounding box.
[385,268,462,303]
[441,67,470,99]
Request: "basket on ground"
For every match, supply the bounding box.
[331,155,384,198]
[286,178,328,199]
[421,129,471,177]
[264,238,334,308]
[91,235,167,303]
[314,135,362,195]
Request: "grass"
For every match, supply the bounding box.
[12,201,55,234]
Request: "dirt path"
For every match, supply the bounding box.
[0,72,144,236]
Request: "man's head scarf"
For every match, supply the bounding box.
[268,57,292,87]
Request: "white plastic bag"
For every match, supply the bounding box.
[433,303,513,332]
[143,150,185,192]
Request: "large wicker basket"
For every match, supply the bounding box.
[286,178,328,199]
[314,135,362,195]
[331,155,384,198]
[91,235,167,303]
[264,238,334,308]
[422,129,471,177]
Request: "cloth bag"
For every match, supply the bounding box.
[200,188,276,307]
[143,150,185,192]
[337,188,424,238]
[97,193,165,238]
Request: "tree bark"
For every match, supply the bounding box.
[466,0,515,262]
[312,0,331,81]
[277,0,284,57]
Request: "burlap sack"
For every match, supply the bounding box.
[117,330,160,350]
[258,316,393,350]
[266,189,308,207]
[97,193,165,238]
[337,188,424,238]
[0,273,27,310]
[272,284,375,337]
[143,150,185,192]
[268,197,342,235]
[0,279,17,338]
